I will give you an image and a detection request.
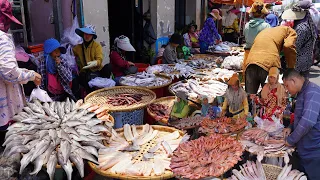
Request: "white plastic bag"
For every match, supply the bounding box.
[60,45,78,74]
[29,86,53,102]
[61,16,83,46]
[254,116,284,133]
[88,77,116,88]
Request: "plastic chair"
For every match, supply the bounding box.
[155,37,169,55]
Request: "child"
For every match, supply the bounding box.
[38,38,75,101]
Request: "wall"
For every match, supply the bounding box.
[157,0,175,38]
[82,0,110,64]
[185,0,202,28]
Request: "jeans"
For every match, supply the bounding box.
[300,157,320,180]
[200,41,209,54]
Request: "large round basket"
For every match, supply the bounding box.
[88,125,185,180]
[84,86,156,112]
[262,164,283,180]
[146,96,175,125]
[119,74,172,90]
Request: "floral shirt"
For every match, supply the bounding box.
[199,17,221,45]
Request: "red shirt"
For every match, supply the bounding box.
[110,51,129,77]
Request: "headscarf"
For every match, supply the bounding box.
[45,55,57,74]
[174,99,188,114]
[262,67,285,106]
[265,14,279,27]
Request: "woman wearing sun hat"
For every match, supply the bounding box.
[198,9,222,53]
[0,0,41,140]
[282,1,317,78]
[110,35,137,84]
[243,1,270,69]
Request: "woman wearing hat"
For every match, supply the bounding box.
[198,9,222,54]
[282,1,317,78]
[256,67,287,121]
[110,35,137,84]
[183,23,200,54]
[162,33,182,64]
[221,74,249,119]
[38,38,75,101]
[0,0,41,134]
[222,7,240,43]
[169,91,191,122]
[243,1,270,69]
[73,25,110,93]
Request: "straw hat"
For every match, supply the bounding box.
[268,67,279,78]
[281,9,306,20]
[210,9,222,20]
[228,73,240,86]
[248,1,268,15]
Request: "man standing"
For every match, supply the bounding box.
[245,26,297,94]
[283,69,320,180]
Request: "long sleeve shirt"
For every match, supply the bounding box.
[162,44,178,64]
[287,80,320,159]
[198,17,221,46]
[222,97,249,119]
[38,56,74,100]
[0,31,35,126]
[171,102,190,119]
[110,51,129,77]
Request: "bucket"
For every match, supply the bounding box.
[135,63,149,72]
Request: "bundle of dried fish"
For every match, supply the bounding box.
[4,98,114,180]
[239,128,294,156]
[97,124,189,177]
[120,72,171,87]
[170,134,243,179]
[199,117,247,134]
[148,103,170,122]
[169,116,204,130]
[229,159,307,180]
[170,79,227,102]
[106,93,145,106]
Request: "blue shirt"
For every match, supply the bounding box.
[287,80,320,159]
[198,17,221,46]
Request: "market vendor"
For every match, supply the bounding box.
[183,23,200,54]
[256,67,287,121]
[282,69,320,180]
[222,7,240,43]
[245,26,297,94]
[282,1,317,78]
[0,0,41,138]
[221,74,249,118]
[39,38,75,101]
[198,9,222,54]
[73,25,111,93]
[110,35,137,84]
[169,91,190,121]
[243,1,270,69]
[163,33,182,64]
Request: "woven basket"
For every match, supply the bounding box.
[84,86,156,112]
[88,125,185,180]
[119,74,172,90]
[262,164,282,180]
[147,96,175,125]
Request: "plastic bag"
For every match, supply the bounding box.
[88,77,116,88]
[60,45,78,75]
[29,86,53,102]
[254,116,284,133]
[61,16,83,46]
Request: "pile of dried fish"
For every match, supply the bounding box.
[170,79,227,101]
[221,56,243,70]
[106,93,145,106]
[169,116,204,130]
[199,117,247,134]
[146,64,195,79]
[229,158,307,180]
[148,103,170,122]
[120,72,171,87]
[239,128,294,156]
[4,98,114,180]
[191,68,236,82]
[186,59,217,69]
[97,124,189,177]
[170,134,243,179]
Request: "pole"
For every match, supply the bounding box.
[52,0,63,41]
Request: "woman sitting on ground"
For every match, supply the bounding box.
[169,91,190,122]
[183,23,200,54]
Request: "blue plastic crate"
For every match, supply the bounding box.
[111,109,144,128]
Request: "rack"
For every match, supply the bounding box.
[10,0,28,47]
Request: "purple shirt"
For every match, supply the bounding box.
[287,80,320,159]
[198,17,221,45]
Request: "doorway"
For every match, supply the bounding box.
[108,0,144,62]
